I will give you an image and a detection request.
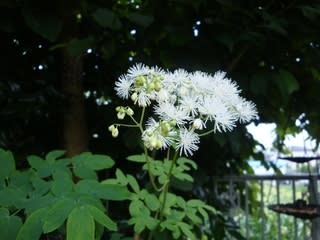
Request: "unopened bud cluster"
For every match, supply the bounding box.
[108,125,119,138]
[115,106,134,120]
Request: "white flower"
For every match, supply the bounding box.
[176,128,200,156]
[211,76,240,103]
[154,102,190,125]
[179,95,200,117]
[156,88,170,103]
[114,74,133,99]
[127,63,150,77]
[233,97,258,123]
[112,63,258,156]
[134,92,152,107]
[200,97,236,132]
[191,71,212,94]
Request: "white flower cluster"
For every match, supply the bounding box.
[112,63,257,156]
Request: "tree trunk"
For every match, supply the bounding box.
[61,50,88,157]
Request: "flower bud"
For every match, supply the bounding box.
[169,120,176,127]
[134,75,145,87]
[150,137,158,148]
[148,82,155,91]
[193,118,204,130]
[126,107,134,116]
[117,112,126,120]
[154,81,162,91]
[111,128,119,138]
[108,125,115,132]
[131,92,138,102]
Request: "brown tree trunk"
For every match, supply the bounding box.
[61,50,88,157]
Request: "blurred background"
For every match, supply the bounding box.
[1,0,320,239]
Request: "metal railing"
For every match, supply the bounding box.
[213,174,320,240]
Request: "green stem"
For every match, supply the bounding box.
[159,151,179,220]
[140,107,146,124]
[115,123,139,128]
[148,150,178,240]
[128,115,140,126]
[198,128,215,137]
[144,146,162,192]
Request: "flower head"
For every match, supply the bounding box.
[115,75,133,99]
[176,128,200,156]
[112,63,258,156]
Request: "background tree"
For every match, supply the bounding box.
[0,0,320,238]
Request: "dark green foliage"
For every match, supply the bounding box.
[0,149,127,240]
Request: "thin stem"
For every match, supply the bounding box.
[140,107,146,124]
[144,146,162,192]
[128,115,140,126]
[148,150,178,240]
[115,123,139,128]
[198,128,215,137]
[159,151,179,221]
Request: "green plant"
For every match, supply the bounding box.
[0,148,131,240]
[107,63,257,239]
[0,63,257,240]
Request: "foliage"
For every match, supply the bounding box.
[0,147,218,240]
[0,148,130,240]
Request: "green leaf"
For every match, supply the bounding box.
[198,207,209,221]
[73,165,97,180]
[129,199,150,216]
[77,195,105,211]
[185,207,202,224]
[67,207,95,240]
[16,208,47,240]
[19,195,56,216]
[128,216,158,233]
[145,193,160,211]
[177,157,197,170]
[127,174,140,193]
[0,210,22,240]
[92,8,122,30]
[51,168,73,196]
[174,172,194,182]
[31,177,51,197]
[86,154,115,170]
[115,169,128,185]
[177,222,195,239]
[127,154,148,163]
[0,149,15,183]
[0,187,26,207]
[86,205,117,231]
[72,152,115,170]
[10,171,33,194]
[22,8,62,41]
[0,208,9,216]
[127,13,154,27]
[187,199,205,208]
[27,155,51,178]
[75,180,131,200]
[42,198,75,233]
[45,150,66,164]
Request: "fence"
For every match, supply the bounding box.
[213,174,320,240]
